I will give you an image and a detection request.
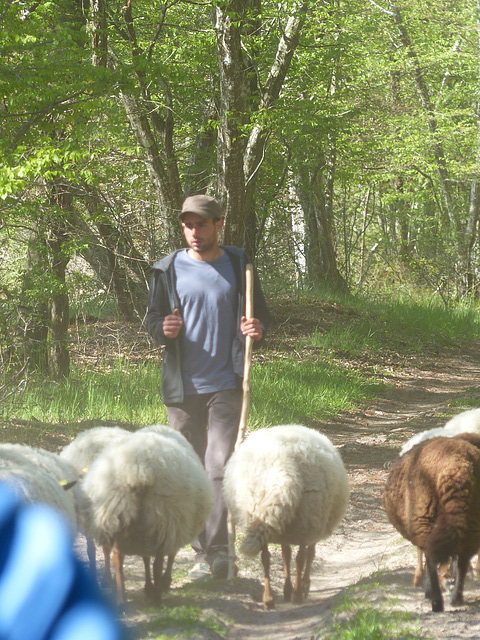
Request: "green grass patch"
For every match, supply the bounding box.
[323,587,430,640]
[0,354,384,430]
[307,296,480,356]
[250,358,384,425]
[137,605,227,639]
[0,360,168,430]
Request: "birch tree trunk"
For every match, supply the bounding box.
[294,155,348,291]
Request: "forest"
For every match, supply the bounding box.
[5,4,480,636]
[2,0,480,381]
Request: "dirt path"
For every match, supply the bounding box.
[112,345,480,639]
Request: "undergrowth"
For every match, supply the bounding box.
[2,289,480,436]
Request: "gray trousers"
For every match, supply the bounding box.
[166,388,242,562]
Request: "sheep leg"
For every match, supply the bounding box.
[450,554,469,606]
[160,554,175,593]
[143,555,162,605]
[300,544,315,602]
[425,552,443,612]
[439,560,452,591]
[292,545,307,603]
[143,556,157,603]
[413,548,424,587]
[102,543,113,587]
[281,544,293,602]
[261,545,275,610]
[112,542,127,608]
[86,535,97,578]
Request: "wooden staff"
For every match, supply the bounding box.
[227,263,254,580]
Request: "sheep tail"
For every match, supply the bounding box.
[240,521,271,557]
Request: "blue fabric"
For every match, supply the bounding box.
[0,485,127,640]
[174,249,238,394]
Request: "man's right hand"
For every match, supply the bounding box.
[163,308,183,339]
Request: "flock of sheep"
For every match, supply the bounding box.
[2,407,480,616]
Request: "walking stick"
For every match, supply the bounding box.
[227,263,254,580]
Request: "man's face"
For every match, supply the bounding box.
[181,212,223,255]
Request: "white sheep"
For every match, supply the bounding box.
[400,408,480,456]
[60,425,130,475]
[60,424,200,589]
[223,424,350,609]
[60,426,132,577]
[0,452,77,528]
[81,427,214,606]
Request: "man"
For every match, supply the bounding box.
[145,194,270,579]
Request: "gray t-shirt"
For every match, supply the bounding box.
[174,249,238,394]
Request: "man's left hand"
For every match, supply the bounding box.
[240,316,263,342]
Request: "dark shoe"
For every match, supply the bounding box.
[210,554,237,579]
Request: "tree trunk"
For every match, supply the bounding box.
[17,225,49,373]
[46,179,72,380]
[216,0,309,255]
[294,152,348,292]
[87,0,184,250]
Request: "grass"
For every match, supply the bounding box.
[135,605,228,639]
[1,360,169,431]
[322,584,431,640]
[2,289,480,433]
[251,358,383,425]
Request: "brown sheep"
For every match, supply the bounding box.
[383,433,480,612]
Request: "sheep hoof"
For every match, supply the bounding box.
[432,599,444,612]
[159,575,172,593]
[450,593,464,607]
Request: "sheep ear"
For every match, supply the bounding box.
[59,480,77,491]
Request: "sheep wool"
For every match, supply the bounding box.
[0,458,76,528]
[400,407,480,456]
[82,428,214,603]
[225,424,349,555]
[224,424,349,609]
[60,426,130,475]
[384,433,480,612]
[138,424,200,457]
[0,443,89,531]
